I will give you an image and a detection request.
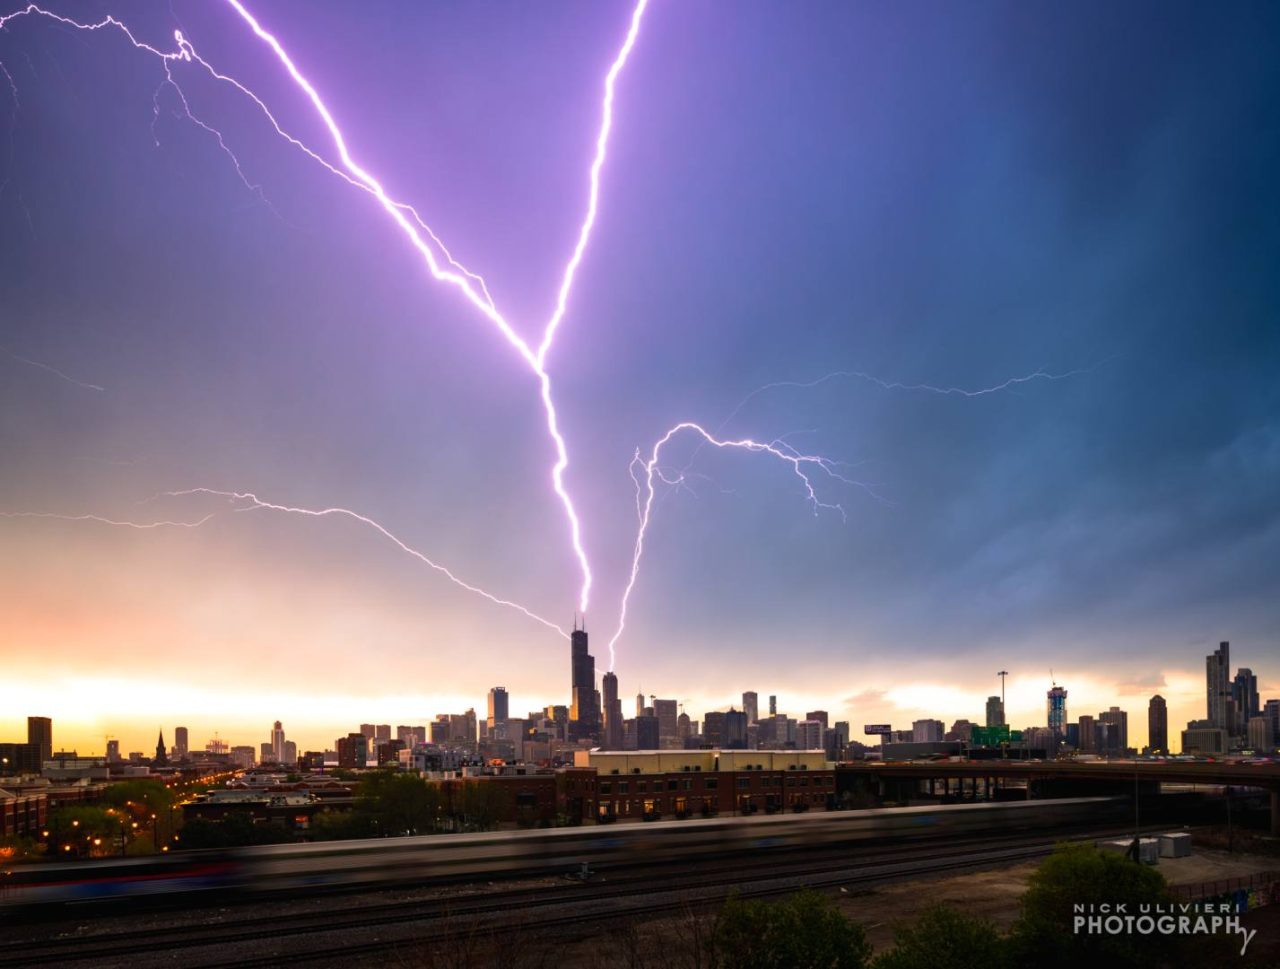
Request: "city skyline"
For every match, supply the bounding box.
[6,636,1274,756]
[2,1,1277,746]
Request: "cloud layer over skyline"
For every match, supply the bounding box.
[1,1,1276,752]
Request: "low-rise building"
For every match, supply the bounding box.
[1181,725,1228,755]
[572,750,834,821]
[0,787,47,839]
[181,790,325,831]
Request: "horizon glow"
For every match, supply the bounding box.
[2,2,1275,756]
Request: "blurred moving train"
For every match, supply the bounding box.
[1,796,1125,909]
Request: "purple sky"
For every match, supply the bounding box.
[1,1,1277,753]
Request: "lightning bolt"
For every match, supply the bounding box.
[606,364,1094,669]
[0,3,1088,682]
[0,0,650,617]
[651,364,1095,523]
[0,510,214,528]
[606,422,882,670]
[217,0,649,612]
[0,344,105,391]
[1,489,566,634]
[689,367,1096,474]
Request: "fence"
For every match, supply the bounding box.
[1170,870,1280,912]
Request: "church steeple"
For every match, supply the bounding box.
[154,729,168,766]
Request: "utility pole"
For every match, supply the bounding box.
[997,671,1009,760]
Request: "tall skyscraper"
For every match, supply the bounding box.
[832,721,850,756]
[654,699,678,745]
[601,672,623,749]
[1232,668,1259,733]
[375,724,391,742]
[1248,716,1272,751]
[798,719,823,750]
[174,726,189,759]
[1265,699,1280,745]
[27,717,51,766]
[1078,714,1096,752]
[985,696,1004,728]
[703,711,726,747]
[359,724,376,740]
[805,710,830,731]
[742,692,759,725]
[1047,686,1068,745]
[912,719,944,742]
[768,695,777,716]
[271,721,286,763]
[724,708,748,749]
[1099,706,1128,754]
[106,739,120,763]
[337,733,367,769]
[1148,695,1168,753]
[1206,641,1232,730]
[568,623,600,742]
[488,687,510,727]
[635,714,660,749]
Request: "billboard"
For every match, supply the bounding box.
[862,724,892,735]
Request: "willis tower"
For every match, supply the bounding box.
[569,619,601,743]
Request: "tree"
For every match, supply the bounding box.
[1008,844,1175,968]
[103,779,177,850]
[177,814,294,849]
[709,890,871,969]
[455,780,511,832]
[871,905,1007,969]
[437,780,513,832]
[0,834,42,863]
[103,779,174,814]
[309,808,376,842]
[356,771,443,836]
[46,806,121,858]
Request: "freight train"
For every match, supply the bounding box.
[0,796,1124,909]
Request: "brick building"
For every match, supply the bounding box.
[570,750,834,822]
[0,787,47,839]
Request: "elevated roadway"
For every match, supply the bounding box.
[838,760,1280,833]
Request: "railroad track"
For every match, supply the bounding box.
[201,841,1074,969]
[0,823,1158,968]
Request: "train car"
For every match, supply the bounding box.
[235,795,1125,894]
[0,853,240,909]
[0,796,1125,909]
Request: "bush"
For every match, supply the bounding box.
[176,814,295,849]
[871,905,1007,969]
[1008,843,1175,968]
[710,890,871,969]
[309,808,376,842]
